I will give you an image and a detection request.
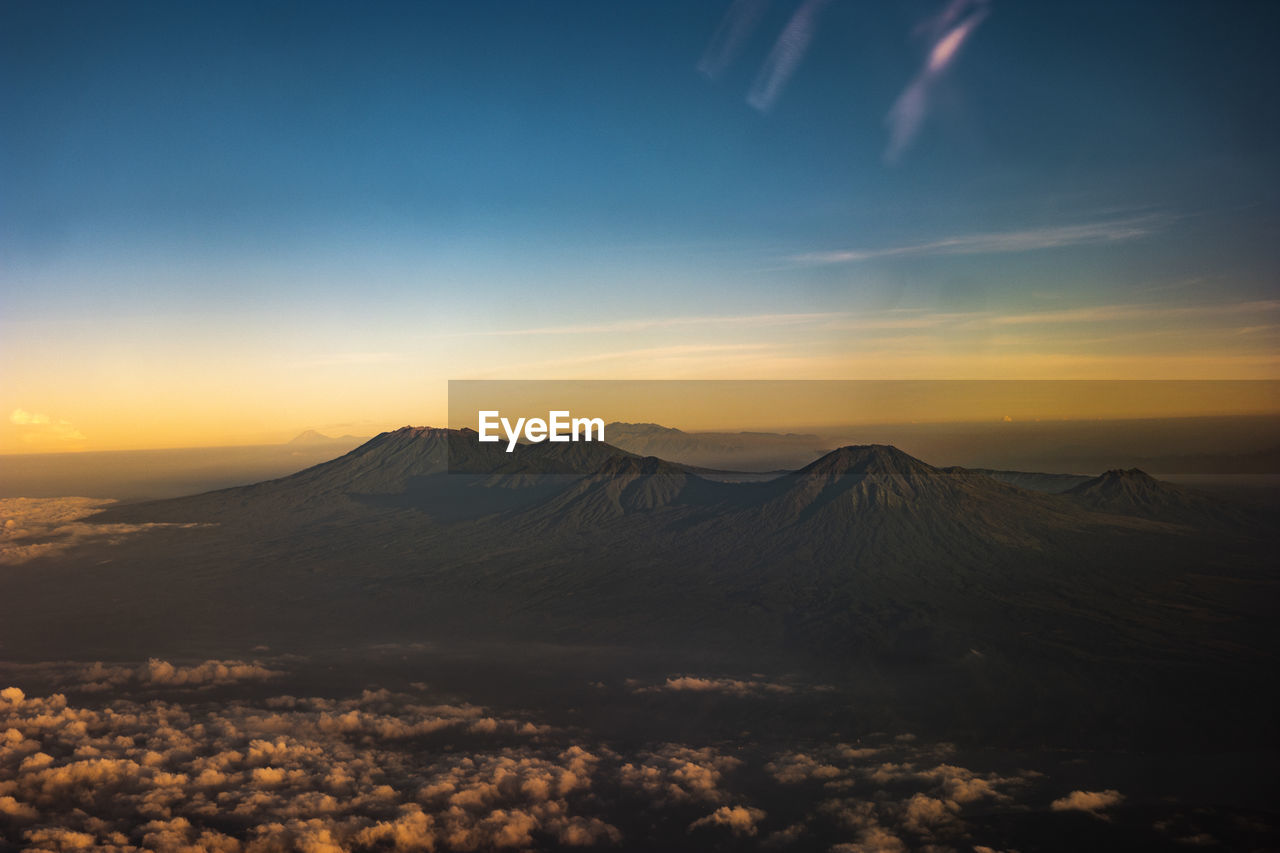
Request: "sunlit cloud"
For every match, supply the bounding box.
[747,0,830,112]
[1050,789,1125,819]
[0,497,206,566]
[791,216,1163,264]
[631,675,796,696]
[885,0,990,163]
[454,312,841,337]
[8,409,85,443]
[484,343,784,376]
[984,299,1280,326]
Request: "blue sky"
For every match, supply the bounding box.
[2,0,1278,448]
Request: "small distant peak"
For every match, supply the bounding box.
[288,429,367,446]
[594,454,685,477]
[1098,468,1156,480]
[387,425,449,436]
[798,444,930,477]
[287,429,330,445]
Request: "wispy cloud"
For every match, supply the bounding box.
[885,0,990,163]
[747,0,830,112]
[8,409,85,443]
[454,312,841,338]
[497,343,782,374]
[985,299,1280,326]
[791,216,1163,265]
[698,0,770,80]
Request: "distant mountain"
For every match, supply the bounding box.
[76,426,1273,672]
[730,446,1116,562]
[286,429,366,446]
[1064,468,1229,523]
[98,427,639,523]
[604,421,830,471]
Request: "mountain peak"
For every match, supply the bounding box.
[1067,467,1165,498]
[797,444,933,478]
[1064,467,1220,521]
[287,429,365,446]
[1096,468,1157,482]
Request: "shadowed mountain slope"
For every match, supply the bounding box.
[1064,468,1233,523]
[95,427,636,523]
[25,427,1269,685]
[972,468,1092,494]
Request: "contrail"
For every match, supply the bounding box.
[747,0,830,113]
[885,0,990,163]
[698,0,770,80]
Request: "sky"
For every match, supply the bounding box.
[2,0,1278,451]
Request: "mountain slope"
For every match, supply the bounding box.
[1063,468,1228,522]
[512,454,733,529]
[95,427,636,523]
[972,468,1092,494]
[68,434,1274,672]
[731,446,1116,562]
[604,421,830,470]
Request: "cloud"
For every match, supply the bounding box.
[0,682,613,851]
[985,298,1280,326]
[1050,788,1125,818]
[791,216,1163,265]
[766,751,844,784]
[0,498,206,566]
[8,409,85,443]
[452,311,840,338]
[633,675,795,696]
[74,659,282,692]
[0,671,1164,851]
[884,0,990,162]
[698,0,770,80]
[619,744,743,805]
[688,804,766,836]
[747,0,830,112]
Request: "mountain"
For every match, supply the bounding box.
[603,421,830,471]
[285,425,366,445]
[513,454,728,529]
[1063,467,1227,522]
[96,427,640,524]
[972,468,1092,494]
[728,446,1119,564]
[55,427,1274,678]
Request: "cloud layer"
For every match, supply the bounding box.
[0,661,1223,850]
[0,498,206,566]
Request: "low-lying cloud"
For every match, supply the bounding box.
[0,663,1157,851]
[632,675,796,696]
[0,497,206,565]
[1050,788,1125,819]
[75,659,283,692]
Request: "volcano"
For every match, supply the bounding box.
[1064,467,1232,524]
[72,426,1272,668]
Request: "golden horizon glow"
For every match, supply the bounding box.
[5,299,1279,454]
